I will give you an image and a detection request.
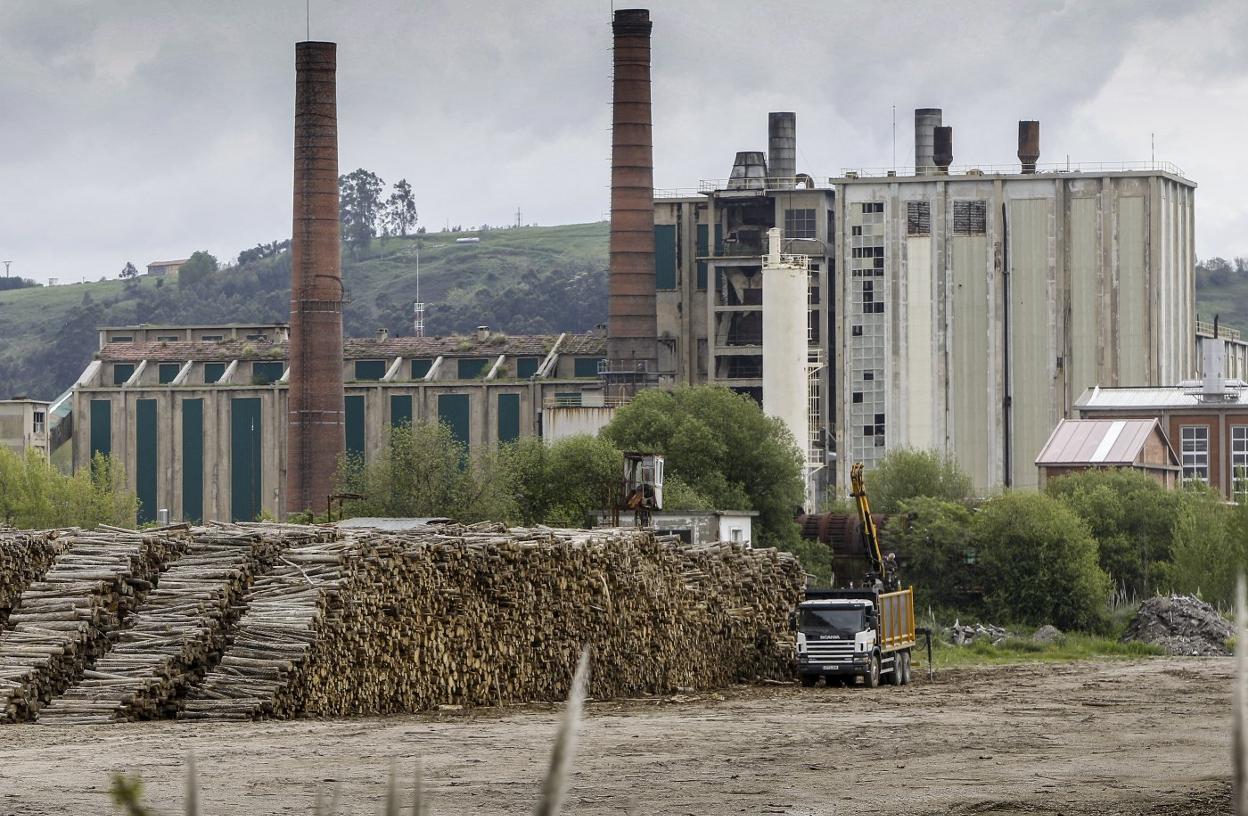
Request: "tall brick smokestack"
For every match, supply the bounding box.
[607,9,657,380]
[286,41,345,517]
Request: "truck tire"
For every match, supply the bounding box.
[886,653,903,686]
[799,674,819,687]
[863,653,881,688]
[901,650,912,685]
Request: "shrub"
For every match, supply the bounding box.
[866,448,973,513]
[972,492,1111,631]
[1157,483,1245,606]
[888,497,979,614]
[1045,468,1176,597]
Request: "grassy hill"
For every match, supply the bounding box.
[0,222,610,401]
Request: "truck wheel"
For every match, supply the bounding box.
[863,653,881,688]
[901,651,912,685]
[886,653,903,686]
[799,674,819,687]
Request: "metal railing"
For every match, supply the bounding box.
[837,160,1187,180]
[543,394,631,409]
[1196,319,1242,342]
[698,177,826,193]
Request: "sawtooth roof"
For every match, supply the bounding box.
[96,332,606,363]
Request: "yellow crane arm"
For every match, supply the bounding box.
[850,462,886,580]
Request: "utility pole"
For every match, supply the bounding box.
[1,261,11,277]
[515,206,522,228]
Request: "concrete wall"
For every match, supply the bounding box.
[836,170,1196,494]
[0,401,49,457]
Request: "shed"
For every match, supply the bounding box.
[1034,418,1181,488]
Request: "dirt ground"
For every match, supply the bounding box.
[0,657,1232,815]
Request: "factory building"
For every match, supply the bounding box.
[70,324,607,523]
[0,399,50,458]
[655,109,1198,497]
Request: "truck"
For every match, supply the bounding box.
[795,463,917,688]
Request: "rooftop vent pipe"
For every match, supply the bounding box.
[767,112,796,190]
[914,108,942,176]
[1018,120,1040,173]
[933,126,953,174]
[607,8,658,379]
[286,41,345,518]
[727,151,768,191]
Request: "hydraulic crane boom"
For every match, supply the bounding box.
[850,462,897,590]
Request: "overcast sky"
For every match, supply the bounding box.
[3,0,1247,283]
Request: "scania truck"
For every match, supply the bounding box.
[796,463,917,688]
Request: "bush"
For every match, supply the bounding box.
[502,435,622,527]
[972,492,1111,632]
[866,448,973,513]
[888,497,978,614]
[0,449,137,528]
[1156,483,1245,606]
[1045,468,1176,597]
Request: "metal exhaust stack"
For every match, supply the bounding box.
[1018,120,1040,173]
[767,112,796,190]
[933,126,953,174]
[286,41,345,518]
[914,108,942,176]
[606,8,658,385]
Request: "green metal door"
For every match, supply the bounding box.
[135,400,157,524]
[345,395,365,458]
[89,399,111,460]
[230,398,262,522]
[390,394,413,428]
[182,399,204,523]
[438,394,470,448]
[497,393,520,443]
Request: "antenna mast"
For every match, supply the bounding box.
[413,245,425,337]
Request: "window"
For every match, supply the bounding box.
[457,358,489,379]
[252,361,284,385]
[155,335,180,342]
[200,334,224,342]
[354,360,387,381]
[108,335,133,344]
[906,201,931,236]
[1181,425,1210,483]
[158,362,182,384]
[1233,426,1248,502]
[245,334,269,342]
[32,411,45,435]
[953,201,987,235]
[784,208,817,240]
[204,362,226,384]
[113,363,135,385]
[410,358,433,379]
[516,357,541,379]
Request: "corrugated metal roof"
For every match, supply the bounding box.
[1076,385,1248,410]
[1034,418,1173,466]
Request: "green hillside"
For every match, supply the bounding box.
[0,222,609,401]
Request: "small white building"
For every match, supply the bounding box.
[0,399,50,458]
[597,510,757,547]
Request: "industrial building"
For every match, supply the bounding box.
[0,399,50,458]
[1034,418,1180,489]
[69,324,607,522]
[1074,340,1248,502]
[654,109,1199,496]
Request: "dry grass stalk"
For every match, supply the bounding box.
[535,646,590,816]
[1236,573,1247,815]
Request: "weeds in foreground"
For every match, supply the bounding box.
[919,634,1163,670]
[110,648,591,815]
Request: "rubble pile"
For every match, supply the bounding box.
[1123,595,1233,656]
[947,621,1011,646]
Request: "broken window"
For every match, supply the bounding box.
[32,412,45,435]
[906,201,931,236]
[953,201,987,235]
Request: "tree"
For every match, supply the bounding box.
[1045,468,1177,597]
[865,448,973,513]
[1157,484,1244,606]
[602,386,804,553]
[385,179,418,238]
[177,251,219,290]
[339,168,386,254]
[120,262,139,280]
[888,497,978,614]
[503,435,622,527]
[336,420,515,522]
[972,492,1111,631]
[0,448,137,529]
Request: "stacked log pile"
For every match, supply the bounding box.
[0,530,72,628]
[184,523,804,720]
[0,528,187,722]
[38,524,308,724]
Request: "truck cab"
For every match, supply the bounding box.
[796,588,914,688]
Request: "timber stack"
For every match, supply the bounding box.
[38,524,303,724]
[0,527,188,722]
[185,523,804,719]
[0,529,71,628]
